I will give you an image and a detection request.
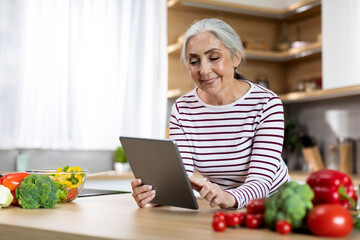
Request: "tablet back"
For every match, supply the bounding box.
[119,136,198,210]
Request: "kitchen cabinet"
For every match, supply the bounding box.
[167,0,323,100]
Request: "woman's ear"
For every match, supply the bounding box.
[233,50,242,68]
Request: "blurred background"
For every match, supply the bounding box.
[1,0,360,175]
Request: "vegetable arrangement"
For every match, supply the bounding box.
[211,169,360,237]
[0,165,85,209]
[50,165,86,202]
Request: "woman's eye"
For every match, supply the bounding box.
[210,57,220,61]
[189,60,199,65]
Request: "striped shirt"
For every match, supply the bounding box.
[169,81,290,209]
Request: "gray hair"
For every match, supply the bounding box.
[181,18,246,67]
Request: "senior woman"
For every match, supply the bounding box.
[131,18,289,209]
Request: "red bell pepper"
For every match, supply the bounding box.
[306,169,357,209]
[0,172,30,205]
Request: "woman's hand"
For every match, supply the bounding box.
[189,177,236,209]
[131,179,156,208]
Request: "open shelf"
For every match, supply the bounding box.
[167,0,325,101]
[168,0,321,20]
[280,85,360,104]
[169,38,321,63]
[168,85,360,103]
[246,41,321,62]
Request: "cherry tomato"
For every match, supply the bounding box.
[237,212,247,226]
[307,204,353,237]
[66,187,78,200]
[213,211,227,222]
[275,220,292,235]
[1,172,30,191]
[246,198,266,214]
[226,213,240,227]
[212,219,226,232]
[245,213,265,229]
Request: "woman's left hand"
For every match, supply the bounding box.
[189,177,236,209]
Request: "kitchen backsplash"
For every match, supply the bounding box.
[284,94,360,173]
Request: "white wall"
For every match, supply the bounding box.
[322,0,360,89]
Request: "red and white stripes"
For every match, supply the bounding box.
[169,81,290,209]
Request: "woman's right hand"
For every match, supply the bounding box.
[131,178,156,208]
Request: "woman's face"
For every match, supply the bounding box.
[185,32,240,97]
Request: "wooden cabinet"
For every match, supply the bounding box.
[167,0,323,101]
[167,0,360,103]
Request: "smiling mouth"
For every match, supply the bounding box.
[200,77,218,85]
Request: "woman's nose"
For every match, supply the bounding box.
[199,60,211,75]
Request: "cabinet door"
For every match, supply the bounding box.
[322,0,360,89]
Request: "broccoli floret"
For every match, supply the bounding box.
[294,184,314,202]
[53,180,69,203]
[264,181,314,229]
[15,174,58,209]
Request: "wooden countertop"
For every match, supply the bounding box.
[87,170,360,186]
[0,193,359,240]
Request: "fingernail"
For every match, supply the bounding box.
[136,179,141,184]
[150,190,156,195]
[147,185,152,190]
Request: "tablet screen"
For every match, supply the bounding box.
[120,136,198,210]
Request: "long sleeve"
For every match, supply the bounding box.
[225,96,289,208]
[169,101,195,176]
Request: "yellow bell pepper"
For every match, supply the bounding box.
[70,174,83,188]
[68,166,82,172]
[59,178,73,187]
[54,165,84,188]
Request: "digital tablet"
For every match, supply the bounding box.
[119,136,199,210]
[79,189,130,197]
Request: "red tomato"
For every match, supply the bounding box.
[237,212,247,226]
[66,187,78,200]
[213,211,227,222]
[275,220,292,235]
[226,213,240,227]
[307,204,353,237]
[1,172,30,191]
[245,213,265,229]
[246,198,266,214]
[212,219,226,232]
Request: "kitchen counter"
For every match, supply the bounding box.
[85,170,360,188]
[0,193,359,240]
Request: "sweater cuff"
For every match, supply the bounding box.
[225,189,244,210]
